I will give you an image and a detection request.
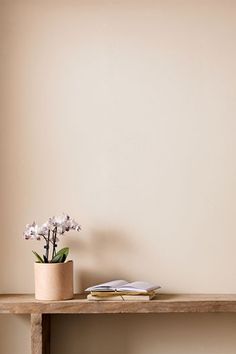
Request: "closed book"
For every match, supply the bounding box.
[90,290,157,297]
[87,293,157,301]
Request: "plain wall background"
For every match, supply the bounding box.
[1,0,236,353]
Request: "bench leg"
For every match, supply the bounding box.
[31,314,50,354]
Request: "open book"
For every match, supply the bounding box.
[85,280,161,294]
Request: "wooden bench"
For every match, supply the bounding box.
[1,294,236,354]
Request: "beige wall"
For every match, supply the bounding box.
[1,0,236,353]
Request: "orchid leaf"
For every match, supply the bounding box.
[32,251,44,263]
[51,247,69,263]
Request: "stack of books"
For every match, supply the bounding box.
[85,280,161,301]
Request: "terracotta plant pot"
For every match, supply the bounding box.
[34,260,73,300]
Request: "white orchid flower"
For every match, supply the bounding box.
[38,223,49,236]
[23,222,40,240]
[70,219,81,231]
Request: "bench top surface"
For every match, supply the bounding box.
[1,294,236,314]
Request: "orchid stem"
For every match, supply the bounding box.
[45,230,50,262]
[52,227,57,258]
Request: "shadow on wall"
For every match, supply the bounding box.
[51,313,236,354]
[0,315,30,354]
[67,228,136,291]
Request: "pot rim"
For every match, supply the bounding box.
[34,260,73,266]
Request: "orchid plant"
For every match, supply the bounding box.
[23,214,81,263]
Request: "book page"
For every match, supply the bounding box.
[116,281,161,293]
[85,280,128,292]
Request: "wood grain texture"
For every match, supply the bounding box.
[1,294,236,314]
[31,314,50,354]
